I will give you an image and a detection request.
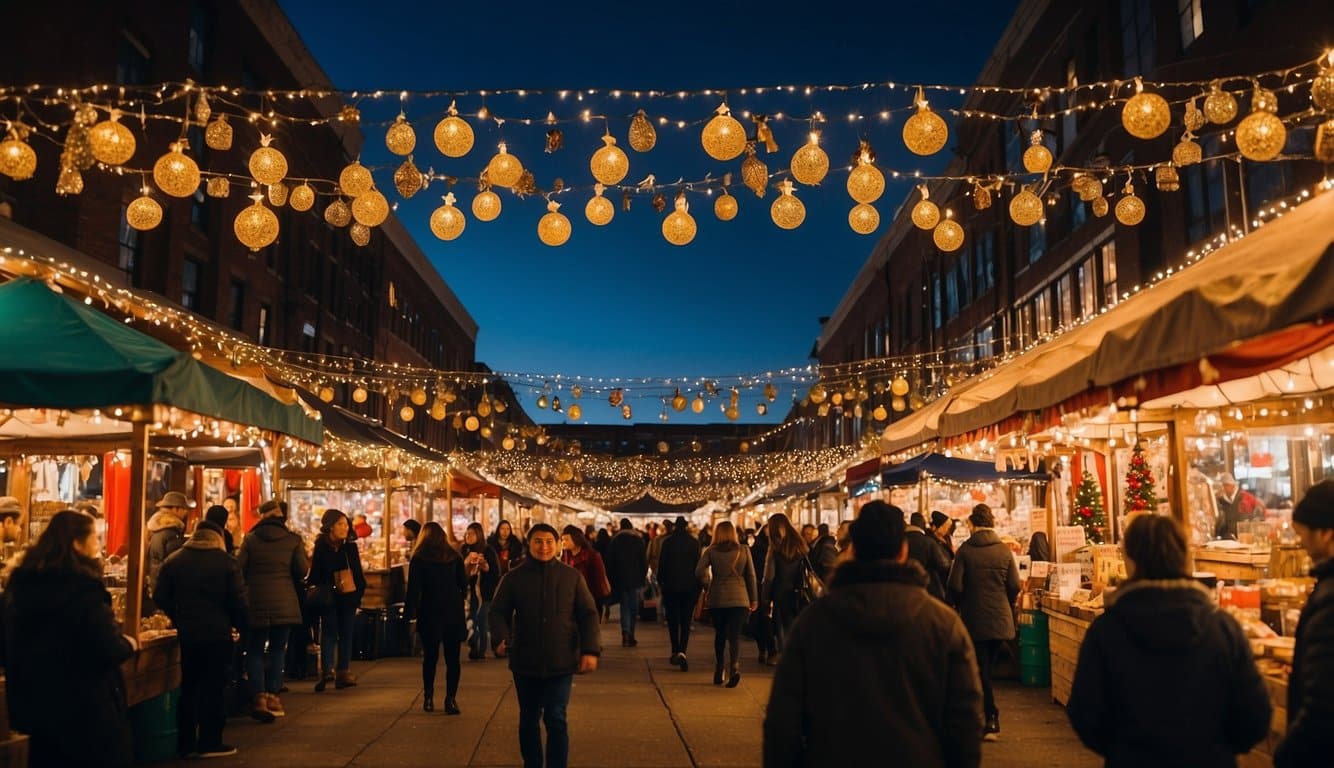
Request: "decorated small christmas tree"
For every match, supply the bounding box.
[1073,470,1107,543]
[1124,442,1159,514]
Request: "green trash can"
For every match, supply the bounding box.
[1017,609,1051,687]
[130,688,179,763]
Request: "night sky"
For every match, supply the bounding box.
[277,1,1020,424]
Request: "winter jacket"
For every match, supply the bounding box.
[809,534,839,583]
[764,559,983,768]
[489,533,526,574]
[1275,557,1334,767]
[647,531,667,575]
[946,529,1020,642]
[153,527,249,644]
[1067,579,1271,768]
[906,526,952,601]
[405,555,469,642]
[489,557,601,678]
[658,530,703,594]
[463,541,502,602]
[308,535,367,604]
[761,548,806,608]
[751,531,770,581]
[3,568,135,767]
[146,509,185,587]
[606,529,648,592]
[238,516,307,628]
[562,546,611,601]
[695,543,757,609]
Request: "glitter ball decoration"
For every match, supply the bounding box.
[629,109,656,152]
[394,156,423,198]
[1009,186,1044,226]
[385,113,416,155]
[350,222,371,246]
[1252,86,1280,114]
[319,386,335,403]
[590,133,629,185]
[267,182,289,207]
[1022,130,1053,173]
[911,192,940,230]
[741,144,769,197]
[973,182,992,210]
[873,405,888,421]
[55,166,83,196]
[714,190,738,221]
[1073,174,1100,201]
[790,132,830,186]
[429,192,466,241]
[701,103,746,161]
[89,111,136,165]
[890,376,910,396]
[152,140,200,197]
[661,193,697,246]
[1115,183,1146,226]
[339,160,373,197]
[63,124,94,171]
[1091,196,1109,218]
[567,404,582,421]
[671,390,688,412]
[0,128,37,181]
[1173,134,1203,166]
[1155,164,1180,192]
[126,194,163,231]
[247,134,287,185]
[809,382,828,403]
[324,197,351,227]
[1236,87,1287,162]
[537,200,572,246]
[903,87,949,156]
[849,203,879,235]
[472,189,502,222]
[1204,82,1238,124]
[847,156,885,204]
[194,92,211,124]
[932,219,965,252]
[432,401,448,421]
[234,194,280,251]
[585,184,614,226]
[206,176,229,198]
[892,396,907,412]
[433,101,474,158]
[1313,64,1334,112]
[352,386,368,403]
[1184,98,1205,132]
[289,182,315,211]
[399,405,415,423]
[487,143,524,188]
[769,180,805,230]
[1122,87,1171,140]
[352,189,390,227]
[204,114,233,151]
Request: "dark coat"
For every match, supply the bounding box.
[751,531,770,581]
[946,529,1020,642]
[405,555,469,642]
[906,526,952,601]
[237,516,307,628]
[489,557,601,678]
[146,509,185,588]
[463,541,502,603]
[3,568,134,767]
[764,559,983,768]
[657,530,702,594]
[809,535,839,583]
[308,535,367,605]
[153,528,249,644]
[761,548,805,608]
[488,532,526,574]
[606,529,648,592]
[1067,579,1271,768]
[1275,557,1334,767]
[562,546,611,601]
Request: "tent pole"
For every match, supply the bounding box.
[124,419,150,638]
[445,470,454,532]
[1167,416,1191,525]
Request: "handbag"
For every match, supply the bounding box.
[335,548,358,594]
[793,556,825,612]
[693,588,710,623]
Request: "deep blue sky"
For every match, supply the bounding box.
[278,1,1020,424]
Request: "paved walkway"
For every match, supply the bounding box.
[161,620,1101,767]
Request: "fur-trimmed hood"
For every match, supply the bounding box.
[146,509,185,534]
[1104,577,1217,651]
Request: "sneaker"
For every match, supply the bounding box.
[265,693,285,717]
[983,714,1000,741]
[197,744,238,758]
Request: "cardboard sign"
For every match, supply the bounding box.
[1053,563,1083,601]
[1030,560,1052,580]
[1055,525,1088,560]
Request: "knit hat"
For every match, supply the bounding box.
[851,501,906,561]
[930,510,950,529]
[204,504,229,529]
[1294,480,1334,530]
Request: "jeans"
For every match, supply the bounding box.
[470,598,492,656]
[618,588,643,637]
[421,629,462,698]
[711,607,747,670]
[513,673,575,768]
[976,638,1004,718]
[321,599,357,672]
[662,590,697,654]
[178,640,233,754]
[246,625,291,697]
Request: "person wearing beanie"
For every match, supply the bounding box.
[606,517,648,646]
[764,500,982,767]
[237,498,307,723]
[906,507,952,602]
[202,505,235,556]
[307,509,366,692]
[1275,479,1334,767]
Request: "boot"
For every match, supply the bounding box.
[726,666,742,688]
[713,662,724,686]
[265,693,285,718]
[423,693,434,712]
[314,669,334,693]
[444,697,461,716]
[622,631,629,647]
[678,653,688,672]
[249,694,275,723]
[335,670,358,689]
[628,632,638,647]
[983,713,1000,741]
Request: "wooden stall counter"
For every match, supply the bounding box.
[122,632,180,708]
[1042,604,1094,706]
[1194,548,1271,582]
[360,565,407,609]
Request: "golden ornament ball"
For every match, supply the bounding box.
[1313,67,1334,112]
[1184,98,1205,132]
[846,161,885,204]
[621,404,633,420]
[63,125,94,171]
[152,141,201,197]
[434,110,474,157]
[567,404,582,421]
[1236,110,1287,162]
[352,189,390,227]
[714,191,738,221]
[385,114,416,155]
[234,195,279,251]
[1115,191,1146,227]
[482,427,496,442]
[661,196,697,246]
[770,183,805,230]
[318,386,335,403]
[911,199,940,230]
[1121,90,1171,139]
[410,387,428,406]
[266,182,289,208]
[809,382,828,404]
[194,92,211,124]
[741,145,769,197]
[205,114,232,151]
[472,189,502,222]
[325,198,351,227]
[206,176,229,198]
[589,134,629,185]
[1022,142,1053,174]
[429,196,466,241]
[400,405,416,422]
[1204,84,1238,124]
[873,404,888,421]
[585,193,614,226]
[487,144,524,188]
[691,395,705,414]
[628,109,656,152]
[339,161,373,197]
[671,390,687,412]
[790,133,829,186]
[1317,119,1334,163]
[290,182,315,211]
[831,391,844,406]
[890,375,910,396]
[1008,187,1044,226]
[430,401,447,421]
[933,219,965,252]
[764,382,777,402]
[1073,174,1101,201]
[494,398,507,413]
[849,203,879,235]
[1172,136,1203,166]
[89,113,136,165]
[537,201,571,246]
[55,166,83,196]
[393,157,423,198]
[126,195,163,231]
[892,396,907,412]
[349,222,371,247]
[724,405,740,421]
[352,386,368,403]
[1091,196,1110,218]
[903,93,948,156]
[248,135,287,185]
[501,435,515,450]
[1154,164,1180,192]
[973,184,992,210]
[701,107,746,161]
[1252,86,1280,114]
[0,133,37,181]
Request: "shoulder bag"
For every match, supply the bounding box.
[794,555,825,612]
[335,547,358,594]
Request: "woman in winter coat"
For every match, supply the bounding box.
[3,510,135,768]
[461,522,500,660]
[307,509,366,692]
[760,512,808,665]
[562,525,611,614]
[488,519,525,575]
[1068,514,1270,767]
[696,520,758,687]
[405,522,468,714]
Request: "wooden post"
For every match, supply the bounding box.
[1167,415,1192,525]
[445,471,453,529]
[124,420,151,638]
[271,438,282,499]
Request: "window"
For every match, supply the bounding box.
[976,325,994,359]
[1070,186,1088,230]
[187,2,210,74]
[974,230,995,294]
[1058,273,1075,327]
[1062,59,1079,151]
[258,303,271,346]
[182,258,200,309]
[1028,220,1047,265]
[1035,290,1053,337]
[1184,135,1227,244]
[1102,241,1119,306]
[1078,257,1098,320]
[229,279,245,330]
[945,270,959,321]
[957,251,972,309]
[1179,0,1204,50]
[300,322,317,353]
[932,273,942,330]
[1120,0,1157,77]
[117,31,149,85]
[117,204,141,284]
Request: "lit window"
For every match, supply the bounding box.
[1178,0,1204,50]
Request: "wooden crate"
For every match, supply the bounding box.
[1051,670,1073,706]
[121,635,181,708]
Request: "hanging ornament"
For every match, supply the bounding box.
[193,91,211,124]
[628,109,656,152]
[472,187,502,222]
[339,160,373,197]
[151,140,201,197]
[352,188,389,227]
[903,87,949,156]
[247,134,287,185]
[972,180,993,210]
[1073,174,1102,201]
[651,192,667,213]
[393,156,423,198]
[429,192,466,241]
[0,124,37,181]
[585,183,615,226]
[206,176,229,198]
[465,415,480,432]
[234,193,280,251]
[790,131,830,186]
[567,403,582,421]
[892,396,907,412]
[761,382,777,402]
[339,104,361,124]
[752,114,778,153]
[741,143,768,197]
[431,401,447,421]
[873,404,888,421]
[1091,195,1110,218]
[714,189,739,221]
[486,142,524,188]
[1184,97,1205,132]
[433,101,474,157]
[537,199,571,246]
[266,182,288,208]
[385,113,416,155]
[609,388,624,407]
[1236,85,1287,162]
[849,203,879,235]
[1168,132,1202,167]
[1204,81,1239,124]
[89,110,137,165]
[317,385,335,403]
[544,127,564,154]
[63,125,94,171]
[620,404,633,420]
[662,192,697,246]
[1313,58,1334,112]
[1121,79,1171,139]
[126,190,163,231]
[1316,118,1334,164]
[670,389,688,412]
[352,385,368,404]
[1008,185,1044,226]
[324,197,351,227]
[770,180,805,230]
[515,169,537,196]
[350,222,372,247]
[933,216,965,252]
[690,393,705,414]
[910,185,940,230]
[536,393,549,410]
[1115,180,1146,226]
[1154,164,1180,192]
[55,165,83,196]
[204,114,232,151]
[846,141,885,204]
[701,102,746,161]
[590,133,629,185]
[809,382,828,403]
[1022,129,1053,173]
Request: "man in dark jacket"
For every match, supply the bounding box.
[154,524,249,759]
[764,500,983,768]
[605,518,648,646]
[907,512,952,601]
[237,499,307,722]
[750,525,776,663]
[658,515,702,671]
[947,504,1020,740]
[146,490,191,590]
[490,524,600,768]
[1276,480,1334,767]
[809,523,840,582]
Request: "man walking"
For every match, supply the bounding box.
[907,512,952,601]
[237,499,307,723]
[1275,480,1334,767]
[490,524,601,768]
[606,518,648,646]
[658,515,702,671]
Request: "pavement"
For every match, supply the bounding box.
[159,618,1102,767]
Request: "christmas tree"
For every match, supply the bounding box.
[1073,470,1107,543]
[1124,442,1159,514]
